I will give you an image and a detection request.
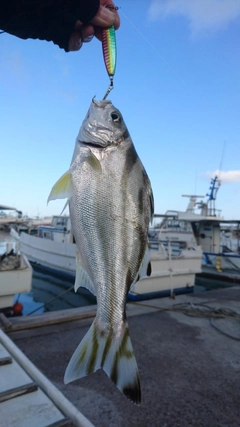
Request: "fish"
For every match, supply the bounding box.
[48,99,154,404]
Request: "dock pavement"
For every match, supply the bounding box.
[1,286,240,427]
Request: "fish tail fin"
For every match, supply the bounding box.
[64,317,141,404]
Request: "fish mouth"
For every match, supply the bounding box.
[92,98,112,108]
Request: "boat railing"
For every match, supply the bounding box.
[149,240,185,259]
[206,207,222,217]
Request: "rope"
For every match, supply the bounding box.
[27,285,74,316]
[133,300,240,341]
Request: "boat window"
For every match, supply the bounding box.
[56,217,67,226]
[43,231,52,239]
[167,220,180,228]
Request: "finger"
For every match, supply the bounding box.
[91,5,119,29]
[99,0,120,29]
[81,25,94,41]
[68,23,95,51]
[94,27,104,42]
[68,31,83,51]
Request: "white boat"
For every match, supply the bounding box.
[0,243,32,310]
[150,176,240,280]
[0,204,52,234]
[0,204,33,311]
[0,204,25,231]
[19,215,202,300]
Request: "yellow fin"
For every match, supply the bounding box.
[47,171,72,203]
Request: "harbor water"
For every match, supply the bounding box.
[0,230,234,316]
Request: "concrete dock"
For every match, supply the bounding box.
[2,286,240,427]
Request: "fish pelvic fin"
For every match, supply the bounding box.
[47,171,72,203]
[64,317,141,405]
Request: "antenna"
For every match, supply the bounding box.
[194,170,198,195]
[218,140,226,181]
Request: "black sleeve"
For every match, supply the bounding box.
[0,0,100,51]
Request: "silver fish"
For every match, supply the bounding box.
[48,99,154,404]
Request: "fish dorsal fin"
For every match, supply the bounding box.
[47,171,72,203]
[130,246,151,291]
[74,249,96,296]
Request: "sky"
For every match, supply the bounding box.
[0,0,240,220]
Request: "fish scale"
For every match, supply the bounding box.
[48,99,154,404]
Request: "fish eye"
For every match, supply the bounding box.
[111,112,121,123]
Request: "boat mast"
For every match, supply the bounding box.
[206,175,221,216]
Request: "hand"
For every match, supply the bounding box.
[68,1,120,51]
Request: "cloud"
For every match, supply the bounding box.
[148,0,240,34]
[206,170,240,183]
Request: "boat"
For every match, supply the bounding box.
[0,242,32,312]
[19,215,202,300]
[0,204,26,232]
[150,176,240,284]
[20,216,76,277]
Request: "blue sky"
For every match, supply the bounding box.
[0,0,240,220]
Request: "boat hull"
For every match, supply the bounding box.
[130,247,202,300]
[20,233,202,301]
[20,232,76,276]
[0,254,32,309]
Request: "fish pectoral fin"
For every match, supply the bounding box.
[47,171,72,203]
[75,259,96,296]
[82,149,102,173]
[64,318,141,405]
[130,246,151,291]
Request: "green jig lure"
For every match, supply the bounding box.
[102,6,118,99]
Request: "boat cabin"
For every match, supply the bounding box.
[38,216,75,244]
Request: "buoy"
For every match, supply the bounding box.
[13,302,24,315]
[215,256,222,272]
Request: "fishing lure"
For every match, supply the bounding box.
[102,5,118,100]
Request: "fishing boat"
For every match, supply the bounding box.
[19,215,202,300]
[150,176,240,284]
[0,204,51,234]
[0,242,32,312]
[0,204,25,232]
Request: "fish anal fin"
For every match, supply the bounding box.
[74,259,96,296]
[48,171,72,203]
[64,318,141,405]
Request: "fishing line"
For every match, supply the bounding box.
[121,9,187,89]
